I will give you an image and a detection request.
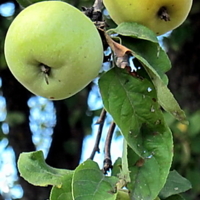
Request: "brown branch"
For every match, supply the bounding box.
[89,109,107,160]
[93,0,103,12]
[82,0,103,22]
[103,121,116,174]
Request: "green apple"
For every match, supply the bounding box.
[103,0,193,35]
[4,1,103,100]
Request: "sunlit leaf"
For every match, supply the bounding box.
[18,151,72,187]
[72,159,118,200]
[108,22,158,44]
[116,190,131,200]
[50,172,73,200]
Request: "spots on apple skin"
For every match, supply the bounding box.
[50,97,55,99]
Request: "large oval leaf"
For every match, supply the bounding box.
[99,67,173,200]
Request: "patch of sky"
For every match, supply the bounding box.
[0,143,23,200]
[83,80,123,168]
[0,2,15,17]
[0,96,7,122]
[28,96,56,158]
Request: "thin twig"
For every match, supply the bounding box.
[89,108,107,160]
[82,0,104,23]
[93,0,103,12]
[103,121,116,174]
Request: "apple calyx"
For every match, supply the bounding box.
[158,6,170,21]
[40,64,51,85]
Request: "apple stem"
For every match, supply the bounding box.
[158,6,170,21]
[41,64,51,85]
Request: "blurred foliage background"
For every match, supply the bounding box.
[0,0,200,200]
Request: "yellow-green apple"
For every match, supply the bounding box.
[103,0,193,35]
[4,1,103,100]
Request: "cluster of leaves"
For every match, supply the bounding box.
[17,20,192,200]
[98,22,191,200]
[18,151,118,200]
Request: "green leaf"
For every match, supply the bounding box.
[108,22,158,44]
[99,67,168,157]
[120,140,131,183]
[145,72,188,124]
[18,151,72,187]
[126,126,173,200]
[159,170,192,199]
[116,190,131,200]
[72,159,118,200]
[111,157,122,177]
[121,37,170,83]
[121,37,187,124]
[163,195,185,200]
[99,68,173,200]
[50,172,73,200]
[189,110,200,136]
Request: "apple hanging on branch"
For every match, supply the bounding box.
[5,0,193,199]
[4,1,103,100]
[103,0,193,35]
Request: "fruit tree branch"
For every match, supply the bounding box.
[103,121,116,174]
[89,108,107,160]
[93,0,103,12]
[82,0,103,22]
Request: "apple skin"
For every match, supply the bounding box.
[103,0,193,35]
[4,1,103,100]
